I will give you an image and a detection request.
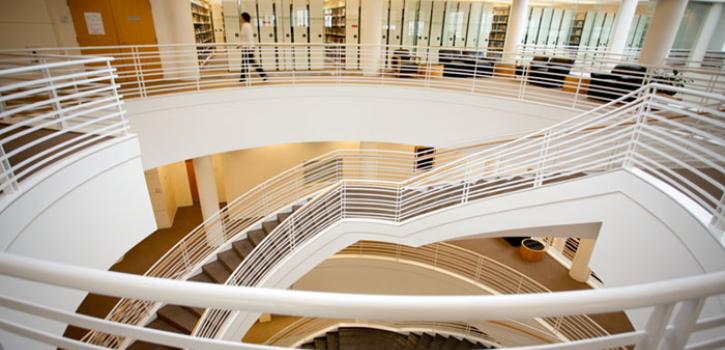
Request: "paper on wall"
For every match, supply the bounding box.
[84,12,105,35]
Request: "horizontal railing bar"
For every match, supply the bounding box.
[2,253,724,322]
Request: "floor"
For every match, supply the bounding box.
[63,204,204,341]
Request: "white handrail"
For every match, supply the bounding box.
[193,83,723,340]
[1,253,724,322]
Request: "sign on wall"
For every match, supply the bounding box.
[84,12,105,35]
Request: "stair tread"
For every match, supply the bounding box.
[217,249,242,272]
[427,335,447,350]
[314,336,328,350]
[202,260,231,283]
[277,212,292,223]
[262,220,279,234]
[440,336,460,350]
[188,272,213,283]
[326,331,340,350]
[248,229,267,246]
[414,333,433,350]
[156,305,200,334]
[232,238,255,258]
[453,339,474,350]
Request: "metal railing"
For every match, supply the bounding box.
[0,53,127,198]
[192,83,724,341]
[2,43,722,113]
[333,241,611,343]
[1,253,724,350]
[265,318,498,348]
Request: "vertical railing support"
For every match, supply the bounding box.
[534,130,552,187]
[636,303,674,350]
[106,60,128,135]
[623,87,652,168]
[39,57,67,130]
[0,143,19,194]
[661,298,705,350]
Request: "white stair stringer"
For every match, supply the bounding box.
[214,169,725,344]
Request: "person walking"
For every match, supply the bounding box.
[239,12,267,83]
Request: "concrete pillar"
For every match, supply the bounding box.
[193,156,223,246]
[361,0,384,76]
[639,0,689,66]
[688,2,723,67]
[502,0,530,64]
[608,0,638,58]
[569,238,596,283]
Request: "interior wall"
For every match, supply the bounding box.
[166,161,194,207]
[0,0,79,49]
[220,141,361,202]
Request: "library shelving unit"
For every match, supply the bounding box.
[488,6,510,57]
[191,0,214,65]
[568,12,586,47]
[324,2,346,67]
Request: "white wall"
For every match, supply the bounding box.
[220,170,725,341]
[126,85,579,170]
[0,0,78,49]
[0,136,156,350]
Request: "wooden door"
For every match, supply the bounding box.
[67,0,160,96]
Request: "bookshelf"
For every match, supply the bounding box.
[324,2,346,66]
[567,12,586,47]
[487,6,510,57]
[191,0,214,64]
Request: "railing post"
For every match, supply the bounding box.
[425,48,432,89]
[534,130,552,187]
[0,143,19,194]
[623,87,652,168]
[636,303,674,350]
[39,57,67,130]
[106,60,129,135]
[661,298,705,350]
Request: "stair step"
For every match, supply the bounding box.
[277,212,292,223]
[217,249,242,272]
[202,260,231,283]
[127,339,176,350]
[232,238,255,258]
[441,336,459,350]
[156,305,200,334]
[314,336,328,350]
[453,339,474,350]
[326,331,339,350]
[188,272,213,284]
[145,318,182,334]
[292,204,303,212]
[301,343,315,349]
[248,229,267,246]
[414,334,433,350]
[404,333,419,350]
[262,220,279,234]
[428,335,447,350]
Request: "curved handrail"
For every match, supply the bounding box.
[333,241,610,342]
[0,54,128,200]
[0,252,724,350]
[193,84,724,339]
[265,318,499,348]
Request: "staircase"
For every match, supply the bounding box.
[299,327,494,350]
[127,204,303,350]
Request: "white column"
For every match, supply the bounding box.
[608,0,638,58]
[361,0,384,76]
[569,238,596,283]
[502,0,530,64]
[688,2,723,67]
[639,0,689,66]
[193,156,223,246]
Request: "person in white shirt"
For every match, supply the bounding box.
[239,12,267,82]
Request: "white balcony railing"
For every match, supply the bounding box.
[0,252,724,350]
[0,54,127,200]
[2,43,722,113]
[0,48,723,350]
[191,82,724,341]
